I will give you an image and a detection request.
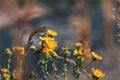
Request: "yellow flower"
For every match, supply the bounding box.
[6,48,10,52]
[3,74,9,79]
[46,41,57,50]
[61,47,69,51]
[30,45,37,51]
[92,68,105,78]
[75,42,82,47]
[73,49,78,56]
[13,47,25,55]
[92,51,102,60]
[45,29,57,36]
[5,48,12,55]
[39,36,55,41]
[78,48,83,55]
[61,47,66,51]
[65,47,69,50]
[42,47,51,54]
[1,68,9,73]
[73,49,83,56]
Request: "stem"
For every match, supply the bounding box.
[42,59,50,80]
[52,61,56,80]
[7,58,11,69]
[63,58,68,80]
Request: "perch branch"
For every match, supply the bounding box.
[25,25,47,53]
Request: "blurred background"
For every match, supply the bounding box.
[0,0,120,80]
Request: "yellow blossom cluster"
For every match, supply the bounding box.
[1,68,9,79]
[73,42,85,62]
[73,48,83,56]
[39,29,58,57]
[46,40,57,50]
[61,47,69,51]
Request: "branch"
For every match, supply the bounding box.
[25,25,47,53]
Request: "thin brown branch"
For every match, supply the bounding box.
[25,25,47,53]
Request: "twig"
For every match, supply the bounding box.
[25,25,47,53]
